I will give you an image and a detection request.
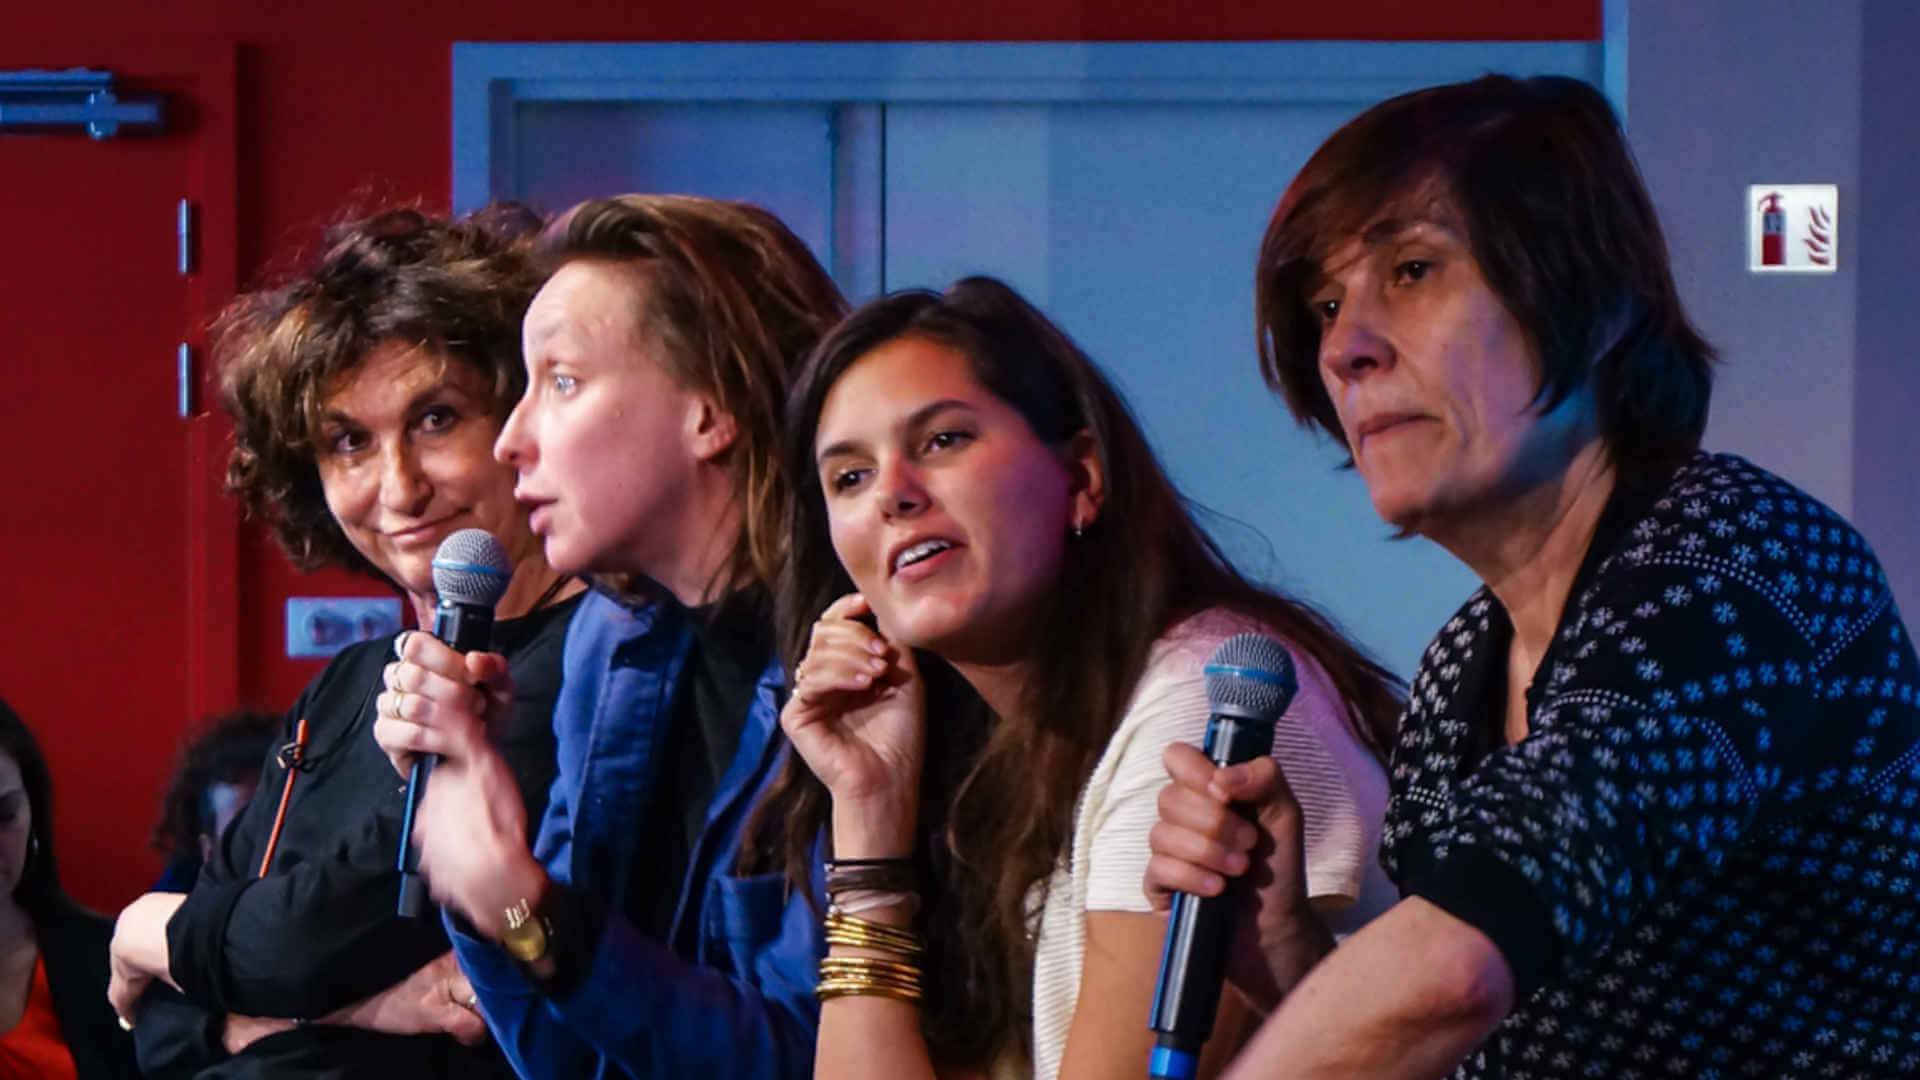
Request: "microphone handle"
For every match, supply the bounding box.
[1147,709,1275,1079]
[396,600,496,918]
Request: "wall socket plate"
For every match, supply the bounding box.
[285,596,404,659]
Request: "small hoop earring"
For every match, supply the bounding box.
[1071,520,1085,539]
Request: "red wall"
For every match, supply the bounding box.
[15,0,1596,903]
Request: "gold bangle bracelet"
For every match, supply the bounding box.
[817,979,924,1004]
[816,967,923,990]
[823,911,924,957]
[818,956,923,983]
[817,968,924,999]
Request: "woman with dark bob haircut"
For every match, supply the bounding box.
[106,205,583,1079]
[755,275,1404,1078]
[1150,74,1920,1078]
[0,695,138,1077]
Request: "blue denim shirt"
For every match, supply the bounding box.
[447,587,821,1079]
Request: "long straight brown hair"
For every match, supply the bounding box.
[744,277,1403,1068]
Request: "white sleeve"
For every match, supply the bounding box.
[1081,658,1214,913]
[1080,642,1375,913]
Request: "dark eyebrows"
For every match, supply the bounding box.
[1361,217,1411,244]
[1362,216,1463,246]
[320,383,470,428]
[814,397,975,466]
[1306,215,1464,295]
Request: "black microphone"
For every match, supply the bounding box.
[1147,633,1298,1080]
[396,528,512,918]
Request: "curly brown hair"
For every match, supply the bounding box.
[528,195,848,597]
[150,708,279,859]
[216,203,546,580]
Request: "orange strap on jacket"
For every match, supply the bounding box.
[256,717,310,878]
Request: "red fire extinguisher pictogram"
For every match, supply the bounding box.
[1758,192,1786,266]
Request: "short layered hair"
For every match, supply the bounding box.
[217,204,545,579]
[1257,74,1714,471]
[532,195,848,595]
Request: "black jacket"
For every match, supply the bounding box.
[133,595,578,1079]
[36,900,140,1079]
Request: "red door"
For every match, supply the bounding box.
[0,39,237,911]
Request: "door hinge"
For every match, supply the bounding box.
[177,198,194,276]
[177,343,193,418]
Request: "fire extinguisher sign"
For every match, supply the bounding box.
[1748,184,1838,274]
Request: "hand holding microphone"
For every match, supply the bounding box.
[376,529,516,918]
[1145,634,1327,1080]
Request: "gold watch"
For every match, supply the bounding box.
[499,895,551,964]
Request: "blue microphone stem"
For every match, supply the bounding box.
[1150,1041,1199,1080]
[396,755,433,917]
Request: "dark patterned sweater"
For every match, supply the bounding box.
[1382,452,1920,1080]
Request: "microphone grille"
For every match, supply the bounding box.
[1202,633,1297,721]
[431,529,513,608]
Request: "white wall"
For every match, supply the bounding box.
[1626,0,1917,622]
[1854,1,1920,625]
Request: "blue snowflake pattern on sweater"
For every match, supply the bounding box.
[1381,453,1920,1079]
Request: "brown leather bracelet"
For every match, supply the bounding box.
[823,857,917,897]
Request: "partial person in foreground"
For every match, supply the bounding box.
[1146,74,1920,1079]
[107,205,583,1079]
[0,696,138,1079]
[759,276,1404,1078]
[373,195,848,1079]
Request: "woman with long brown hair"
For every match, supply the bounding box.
[755,275,1403,1078]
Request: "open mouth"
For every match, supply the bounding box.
[893,538,954,574]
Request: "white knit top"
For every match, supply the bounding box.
[1025,608,1399,1080]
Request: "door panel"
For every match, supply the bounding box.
[512,101,838,260]
[0,42,236,910]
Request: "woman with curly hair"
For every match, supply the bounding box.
[149,709,279,892]
[106,204,583,1080]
